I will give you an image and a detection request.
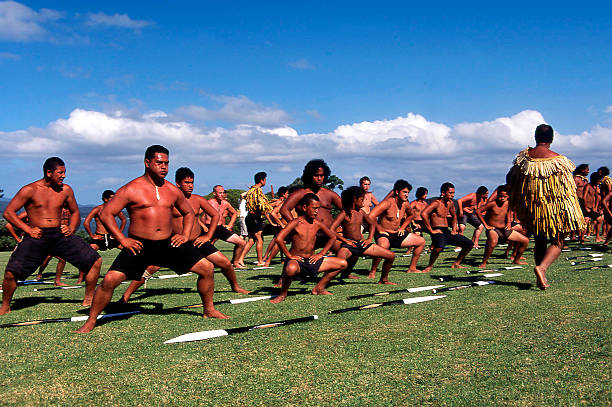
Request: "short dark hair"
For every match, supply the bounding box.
[295,193,319,215]
[254,171,267,184]
[496,185,509,195]
[534,124,554,144]
[277,186,288,196]
[102,190,115,200]
[342,186,366,217]
[145,145,169,160]
[213,185,224,192]
[476,186,488,195]
[393,179,412,192]
[590,172,603,183]
[441,182,455,193]
[175,167,194,183]
[415,187,428,199]
[288,185,301,194]
[598,166,610,177]
[43,157,65,175]
[574,164,589,175]
[301,159,331,188]
[359,176,371,185]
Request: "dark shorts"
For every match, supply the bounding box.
[6,227,100,280]
[109,237,207,280]
[604,212,612,226]
[340,241,373,257]
[584,210,602,221]
[245,213,263,234]
[459,212,482,228]
[211,225,235,241]
[315,234,332,250]
[430,227,474,250]
[285,257,324,279]
[492,228,513,244]
[374,232,407,248]
[92,234,120,251]
[195,241,219,257]
[411,219,425,233]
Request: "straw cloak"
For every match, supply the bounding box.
[508,148,587,238]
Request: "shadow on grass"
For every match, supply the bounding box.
[10,296,82,311]
[429,275,532,290]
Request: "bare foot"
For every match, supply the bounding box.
[54,281,71,287]
[232,286,251,295]
[312,289,333,295]
[367,271,376,279]
[344,274,360,279]
[0,306,11,315]
[513,260,529,265]
[451,264,467,269]
[596,238,604,243]
[270,295,286,304]
[423,266,433,273]
[478,263,487,268]
[534,266,550,290]
[273,279,282,288]
[203,309,230,319]
[378,280,397,285]
[233,263,247,270]
[75,322,95,333]
[82,298,93,307]
[35,274,42,281]
[76,278,84,284]
[406,268,427,273]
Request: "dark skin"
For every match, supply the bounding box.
[582,181,603,242]
[84,195,127,248]
[602,191,612,245]
[279,168,342,228]
[76,153,228,333]
[331,194,396,282]
[475,191,529,268]
[270,200,347,303]
[1,166,102,314]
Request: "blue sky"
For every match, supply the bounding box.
[1,1,611,204]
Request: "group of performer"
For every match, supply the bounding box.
[1,124,607,332]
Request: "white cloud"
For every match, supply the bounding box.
[0,1,63,42]
[1,108,609,198]
[289,58,315,70]
[605,106,612,113]
[85,12,153,30]
[177,95,291,127]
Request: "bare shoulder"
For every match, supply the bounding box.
[320,187,339,198]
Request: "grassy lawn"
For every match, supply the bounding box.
[0,233,610,406]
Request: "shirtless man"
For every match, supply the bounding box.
[1,157,102,315]
[270,193,347,303]
[410,187,428,235]
[262,186,289,266]
[76,146,227,333]
[359,176,379,214]
[204,185,246,268]
[581,172,604,242]
[331,186,395,281]
[422,182,474,272]
[119,168,249,303]
[280,159,343,249]
[84,190,127,252]
[457,186,488,248]
[368,180,426,277]
[573,164,590,201]
[601,190,612,246]
[475,185,529,268]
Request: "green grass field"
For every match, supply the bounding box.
[0,234,610,406]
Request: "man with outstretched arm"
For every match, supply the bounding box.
[76,146,228,333]
[1,157,102,315]
[422,182,474,272]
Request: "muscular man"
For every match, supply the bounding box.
[368,180,426,278]
[581,172,604,242]
[457,186,488,248]
[422,182,474,272]
[84,190,127,252]
[359,176,379,214]
[507,124,586,289]
[76,145,227,333]
[204,185,246,268]
[280,159,343,249]
[1,157,102,315]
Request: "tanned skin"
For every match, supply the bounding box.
[270,200,347,303]
[602,191,612,246]
[582,180,603,242]
[76,153,227,333]
[457,190,488,248]
[206,185,246,267]
[421,187,471,271]
[262,190,289,267]
[1,165,102,315]
[368,187,426,276]
[475,190,529,268]
[360,179,379,214]
[84,194,127,249]
[119,177,249,302]
[331,194,395,282]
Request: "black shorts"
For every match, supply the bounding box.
[459,212,482,228]
[584,210,602,221]
[195,241,219,257]
[92,234,120,251]
[340,241,373,257]
[211,225,235,241]
[285,257,324,279]
[493,228,512,244]
[374,232,407,248]
[245,213,263,234]
[6,227,100,280]
[109,237,207,280]
[430,227,474,250]
[411,220,425,233]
